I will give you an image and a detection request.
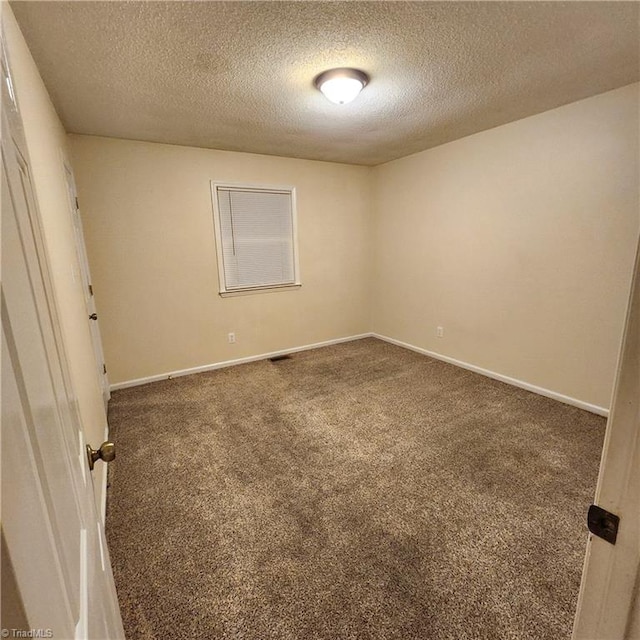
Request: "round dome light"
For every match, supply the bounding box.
[314,68,369,105]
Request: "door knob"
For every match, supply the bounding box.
[89,313,98,320]
[86,441,115,471]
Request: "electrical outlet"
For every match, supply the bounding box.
[228,332,236,344]
[436,326,444,338]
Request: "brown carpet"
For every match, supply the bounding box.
[106,337,605,640]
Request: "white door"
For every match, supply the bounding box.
[1,31,124,640]
[63,164,111,411]
[572,236,640,639]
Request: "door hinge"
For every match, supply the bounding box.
[587,504,620,545]
[88,284,93,296]
[103,364,107,375]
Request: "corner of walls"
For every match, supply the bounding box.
[365,164,378,334]
[369,163,384,336]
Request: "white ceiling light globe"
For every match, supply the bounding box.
[319,77,364,104]
[314,68,369,105]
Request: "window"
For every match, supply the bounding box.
[211,183,300,295]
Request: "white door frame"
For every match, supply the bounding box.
[572,235,640,639]
[63,161,111,411]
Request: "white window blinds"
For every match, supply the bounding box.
[212,184,300,294]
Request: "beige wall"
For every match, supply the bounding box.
[68,135,373,384]
[372,84,639,409]
[3,7,108,504]
[67,86,638,409]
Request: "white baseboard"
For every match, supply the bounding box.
[110,333,374,391]
[110,331,609,418]
[373,333,609,417]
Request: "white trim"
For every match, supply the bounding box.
[572,236,640,639]
[210,181,301,295]
[373,333,609,417]
[110,334,373,391]
[62,159,111,413]
[110,331,609,417]
[75,528,88,640]
[219,283,302,298]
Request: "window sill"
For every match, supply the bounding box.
[219,283,302,298]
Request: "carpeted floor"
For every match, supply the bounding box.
[106,337,605,640]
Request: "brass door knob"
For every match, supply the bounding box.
[86,441,116,471]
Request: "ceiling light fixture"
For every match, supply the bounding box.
[314,68,369,105]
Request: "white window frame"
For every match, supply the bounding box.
[211,181,301,296]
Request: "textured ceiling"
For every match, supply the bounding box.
[10,1,640,166]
